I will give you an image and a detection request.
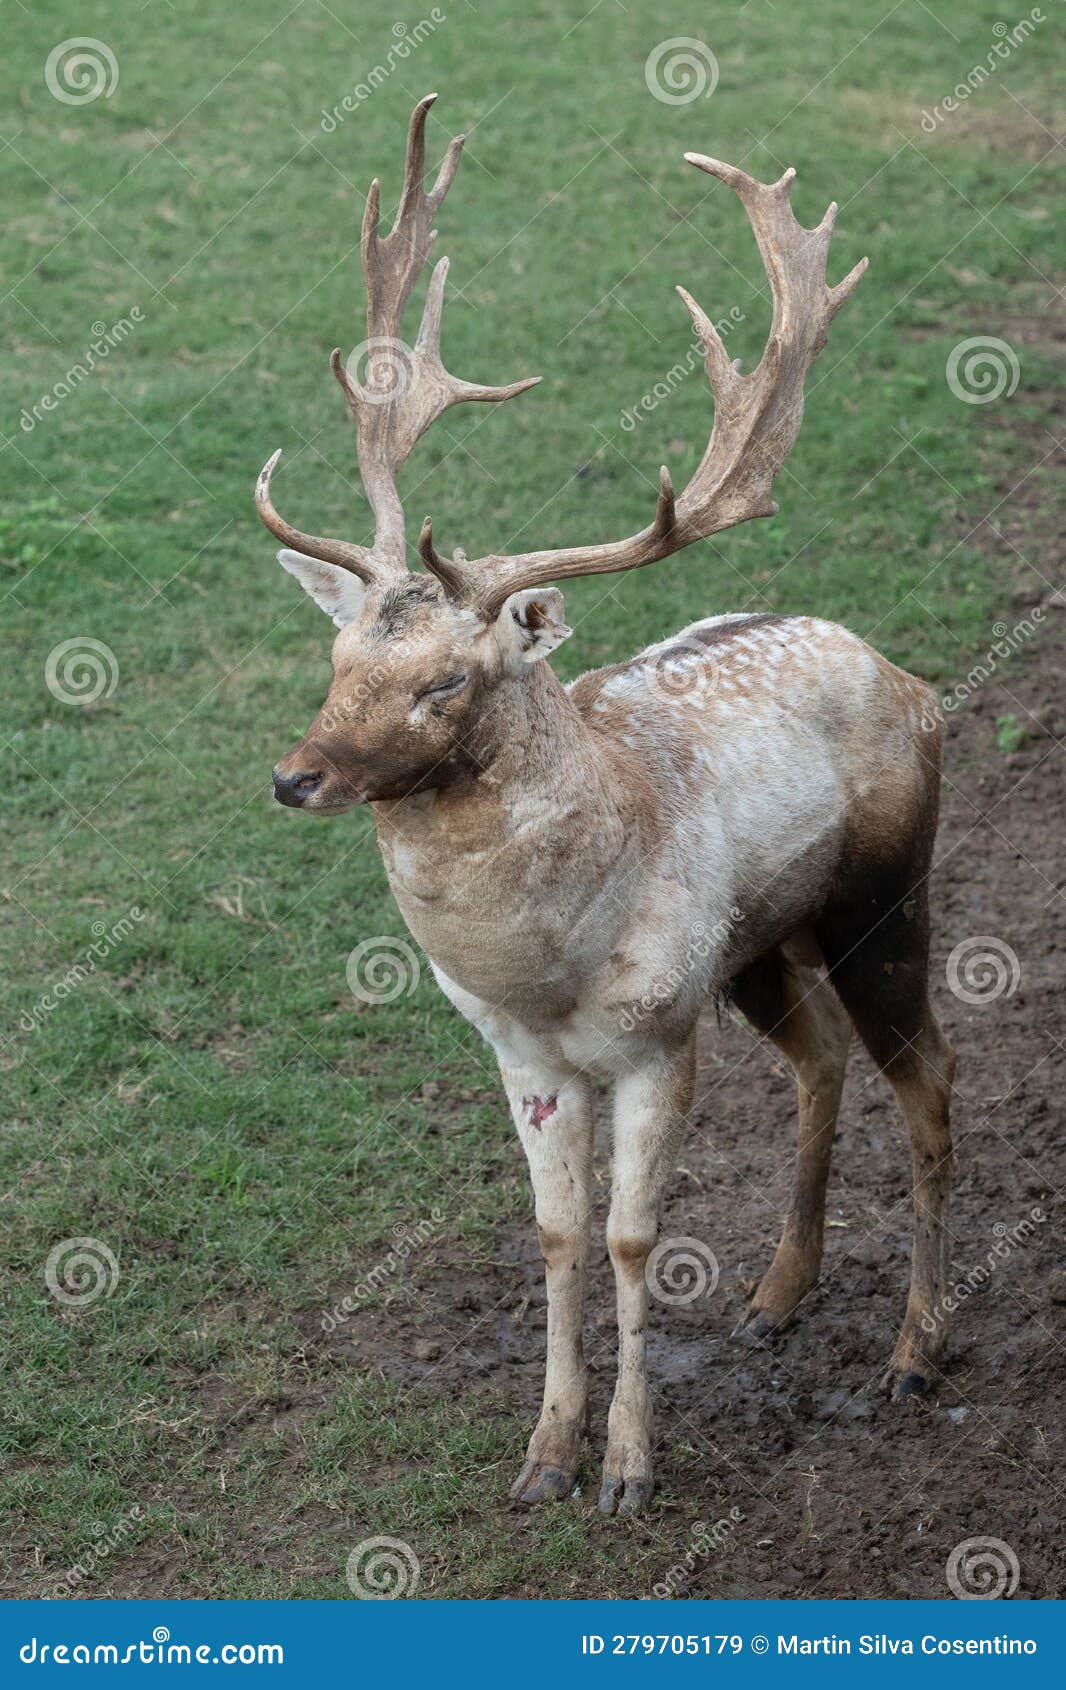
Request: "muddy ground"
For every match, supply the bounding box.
[315,577,1065,1600]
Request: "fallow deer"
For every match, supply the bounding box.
[259,96,956,1515]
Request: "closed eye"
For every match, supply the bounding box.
[416,672,468,702]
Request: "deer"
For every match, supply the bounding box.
[258,95,956,1516]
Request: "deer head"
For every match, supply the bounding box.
[261,94,866,814]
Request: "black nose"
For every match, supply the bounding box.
[272,766,324,807]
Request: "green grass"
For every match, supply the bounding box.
[1,0,1061,1598]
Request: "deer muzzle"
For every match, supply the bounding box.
[272,764,325,808]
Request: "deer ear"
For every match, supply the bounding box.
[503,588,572,664]
[276,550,368,628]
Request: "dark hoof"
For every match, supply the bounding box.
[619,1478,653,1516]
[597,1473,652,1517]
[733,1308,780,1345]
[888,1368,931,1401]
[509,1461,573,1505]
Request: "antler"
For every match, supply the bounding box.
[255,93,540,583]
[257,101,866,615]
[423,156,867,619]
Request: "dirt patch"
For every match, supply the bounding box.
[924,107,1062,162]
[836,90,1063,161]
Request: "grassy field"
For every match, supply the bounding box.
[1,0,1062,1597]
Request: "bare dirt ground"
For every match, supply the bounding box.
[329,569,1065,1600]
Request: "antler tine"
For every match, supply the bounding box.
[254,450,381,585]
[414,258,542,404]
[432,152,866,618]
[397,93,464,222]
[418,515,472,599]
[397,92,432,220]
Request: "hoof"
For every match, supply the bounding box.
[509,1460,574,1505]
[885,1367,932,1401]
[597,1473,653,1517]
[733,1307,783,1345]
[885,1372,932,1399]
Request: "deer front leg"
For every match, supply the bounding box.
[499,1060,593,1506]
[600,1039,695,1517]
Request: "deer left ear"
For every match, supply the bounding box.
[503,588,572,664]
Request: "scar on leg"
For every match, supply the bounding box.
[523,1094,558,1129]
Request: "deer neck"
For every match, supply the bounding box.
[370,664,655,986]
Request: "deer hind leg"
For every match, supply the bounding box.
[600,1036,696,1517]
[730,939,852,1340]
[816,883,956,1399]
[498,1058,594,1505]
